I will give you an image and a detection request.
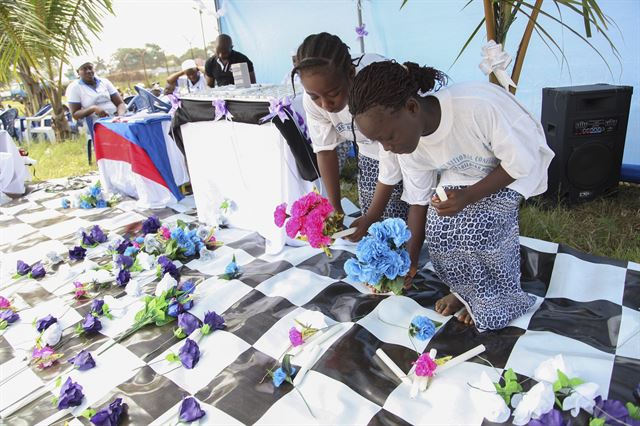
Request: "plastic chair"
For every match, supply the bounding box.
[0,108,19,140]
[133,85,171,113]
[24,104,55,145]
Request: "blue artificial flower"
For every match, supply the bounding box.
[380,250,403,280]
[272,366,296,388]
[367,222,388,242]
[96,200,107,208]
[355,237,389,264]
[171,227,187,244]
[382,218,412,247]
[61,198,70,209]
[90,185,101,198]
[224,259,239,276]
[167,298,184,317]
[203,311,225,332]
[344,258,364,282]
[398,250,411,276]
[179,280,196,295]
[115,238,132,254]
[410,316,436,341]
[80,200,92,209]
[123,246,138,257]
[135,236,144,244]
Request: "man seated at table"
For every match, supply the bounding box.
[204,34,256,87]
[167,60,207,94]
[66,58,127,120]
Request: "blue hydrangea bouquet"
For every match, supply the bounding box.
[344,218,412,295]
[62,181,120,209]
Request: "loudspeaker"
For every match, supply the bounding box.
[541,84,633,203]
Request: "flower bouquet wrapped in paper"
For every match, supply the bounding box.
[274,190,343,257]
[343,218,411,295]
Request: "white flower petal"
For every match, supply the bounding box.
[534,354,572,383]
[42,323,63,346]
[512,382,555,425]
[562,382,600,416]
[469,372,511,423]
[125,279,143,297]
[155,273,177,297]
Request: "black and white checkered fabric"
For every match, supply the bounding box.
[0,175,638,425]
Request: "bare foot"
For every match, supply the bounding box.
[457,309,475,326]
[434,294,464,316]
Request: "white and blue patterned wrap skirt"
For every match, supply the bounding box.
[426,187,535,330]
[358,154,409,220]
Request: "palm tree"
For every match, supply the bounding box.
[401,0,618,95]
[0,0,114,140]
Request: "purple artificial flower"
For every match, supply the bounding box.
[91,299,105,315]
[179,396,206,423]
[81,313,102,334]
[203,311,225,331]
[528,409,565,426]
[57,377,84,409]
[90,397,127,426]
[178,338,200,369]
[141,216,161,235]
[115,238,132,255]
[90,225,107,244]
[30,262,45,279]
[68,246,87,261]
[355,23,369,39]
[634,383,640,404]
[178,312,201,335]
[593,397,637,426]
[36,314,58,332]
[0,309,19,324]
[158,255,180,281]
[116,269,131,287]
[16,260,31,276]
[116,255,134,270]
[213,99,233,121]
[82,231,96,247]
[68,350,96,371]
[289,327,304,347]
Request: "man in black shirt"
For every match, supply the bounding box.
[204,34,256,87]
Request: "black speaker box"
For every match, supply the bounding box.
[540,84,633,203]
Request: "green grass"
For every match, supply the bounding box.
[25,137,97,182]
[339,158,640,262]
[20,144,640,262]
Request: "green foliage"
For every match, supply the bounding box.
[627,403,640,420]
[80,408,96,419]
[166,352,180,363]
[589,417,605,426]
[494,368,523,405]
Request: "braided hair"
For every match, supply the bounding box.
[291,32,361,95]
[348,61,448,117]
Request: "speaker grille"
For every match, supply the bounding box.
[567,144,613,189]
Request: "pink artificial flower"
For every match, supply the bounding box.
[290,192,320,218]
[160,226,171,240]
[32,345,60,369]
[307,230,331,249]
[413,353,437,377]
[208,234,216,244]
[289,327,304,347]
[285,216,303,239]
[73,281,87,299]
[0,296,10,309]
[274,203,288,228]
[132,241,141,249]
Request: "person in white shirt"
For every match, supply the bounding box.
[348,60,554,331]
[167,59,207,94]
[291,32,408,226]
[66,59,126,120]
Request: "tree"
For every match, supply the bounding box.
[401,0,618,95]
[0,0,114,140]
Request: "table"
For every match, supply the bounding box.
[94,114,189,209]
[175,85,321,252]
[0,129,28,196]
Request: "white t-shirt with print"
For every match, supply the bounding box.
[378,81,554,204]
[302,53,387,161]
[66,77,118,116]
[178,72,207,93]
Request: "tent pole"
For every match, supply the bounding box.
[357,0,365,54]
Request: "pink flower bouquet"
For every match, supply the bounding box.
[274,191,343,257]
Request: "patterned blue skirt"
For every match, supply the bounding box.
[426,187,535,330]
[357,154,408,220]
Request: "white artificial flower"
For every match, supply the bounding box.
[143,235,162,254]
[45,251,63,265]
[136,252,155,271]
[103,295,127,318]
[196,226,210,241]
[198,247,215,262]
[125,278,143,297]
[71,194,81,208]
[81,259,99,272]
[107,238,123,252]
[93,269,111,284]
[469,372,511,423]
[42,322,63,346]
[562,382,600,416]
[511,381,555,425]
[213,213,228,227]
[155,273,177,297]
[534,354,573,383]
